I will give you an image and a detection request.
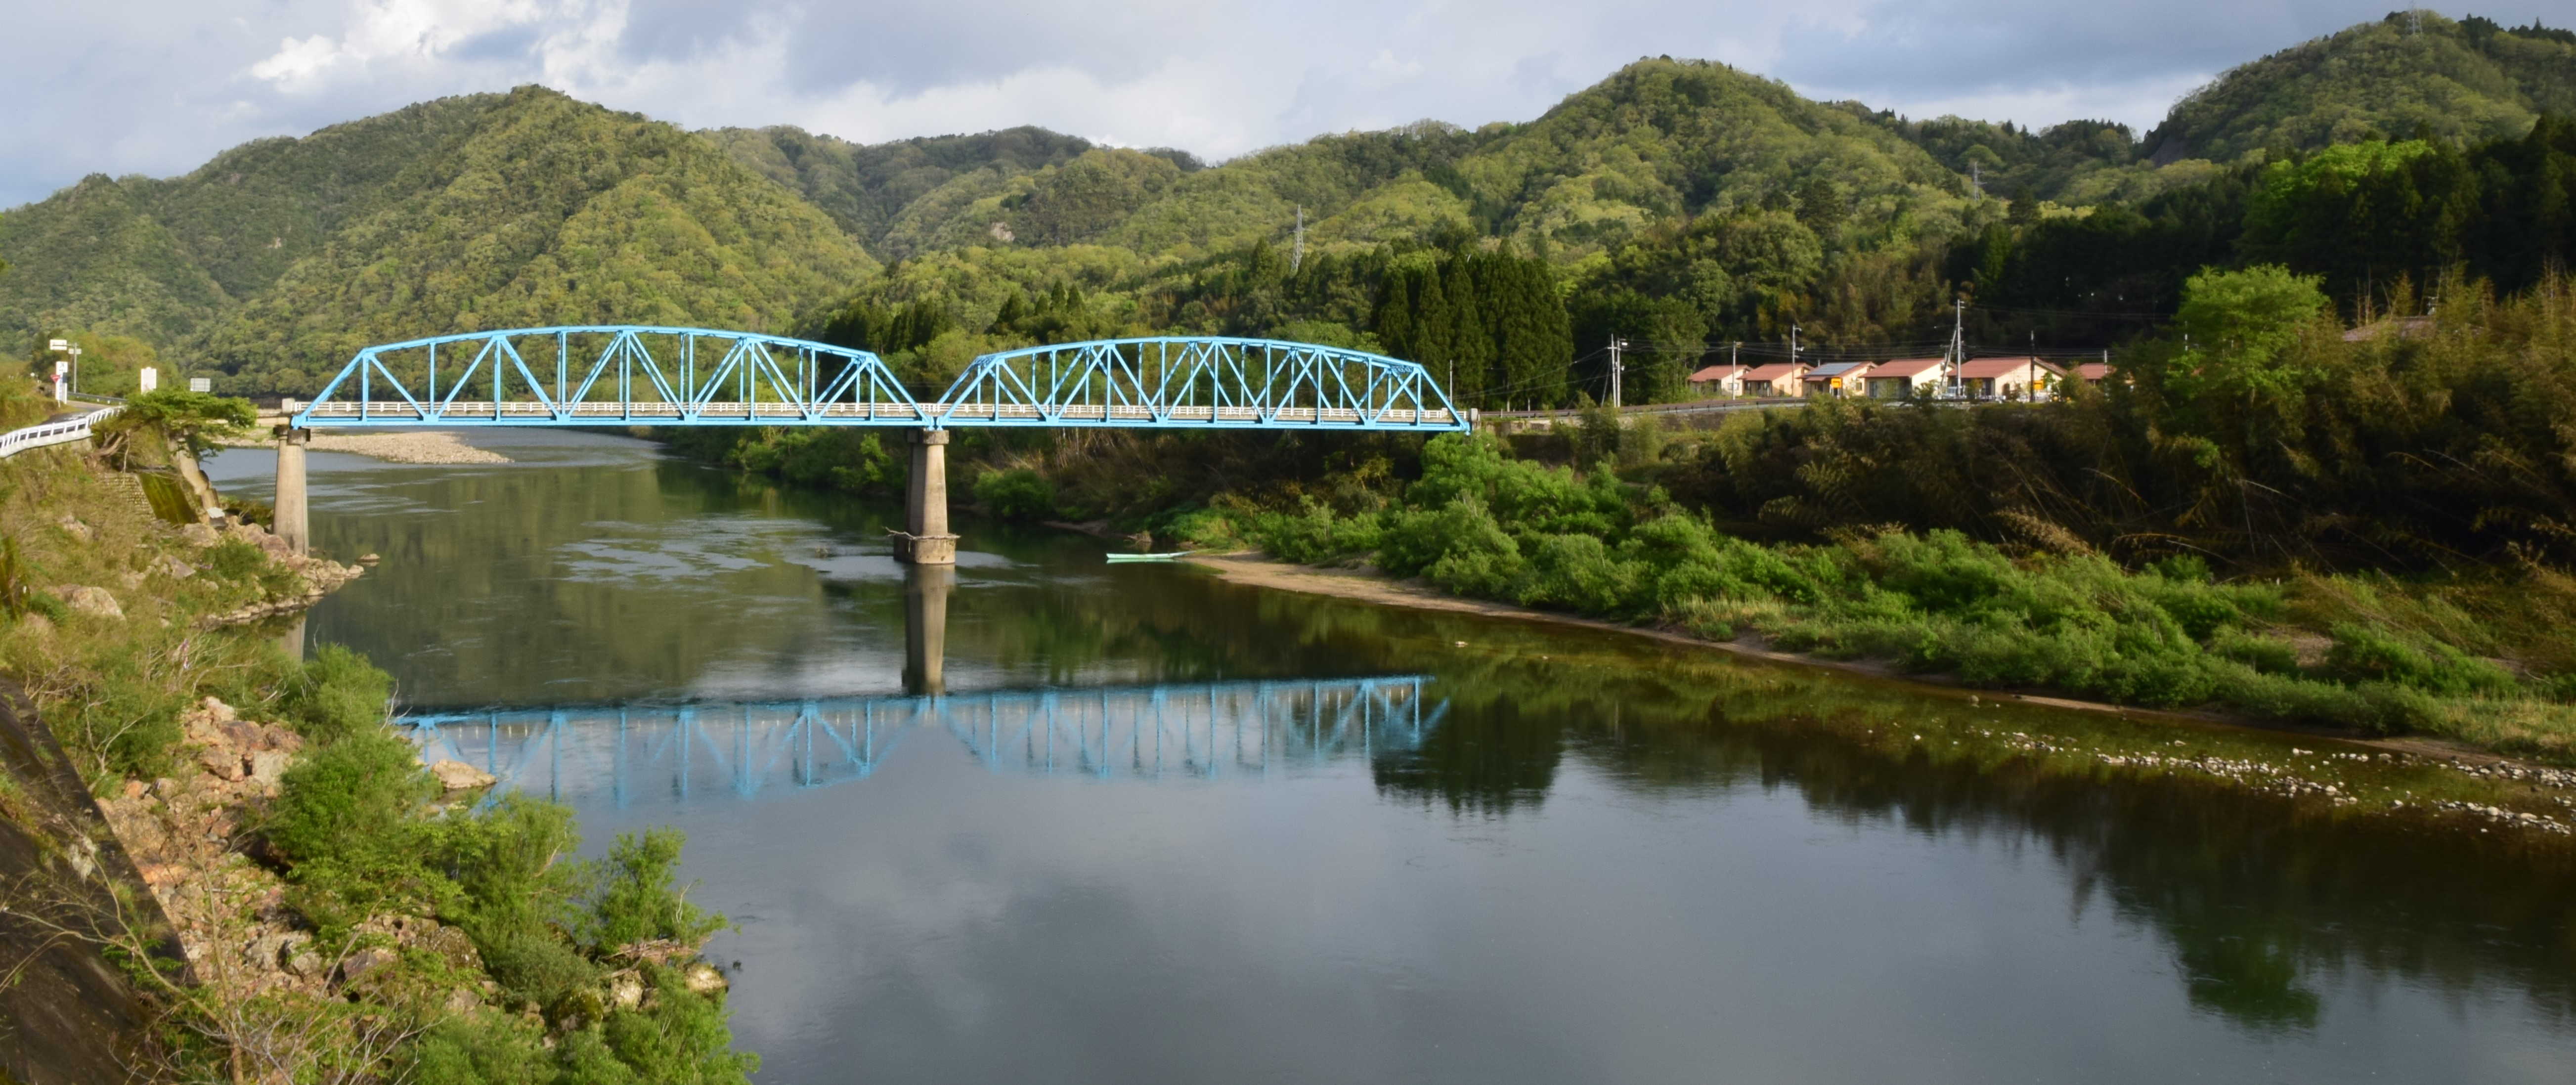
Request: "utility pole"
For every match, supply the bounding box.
[1608,336,1625,409]
[1730,341,1741,398]
[1291,205,1305,273]
[1969,161,1983,202]
[1947,298,1965,397]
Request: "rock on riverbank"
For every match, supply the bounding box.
[184,521,366,628]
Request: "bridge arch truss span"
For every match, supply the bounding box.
[295,326,925,428]
[935,337,1466,431]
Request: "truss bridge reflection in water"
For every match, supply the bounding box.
[401,677,1447,808]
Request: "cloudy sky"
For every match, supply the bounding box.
[1,0,2564,207]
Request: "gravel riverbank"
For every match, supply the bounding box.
[218,430,509,464]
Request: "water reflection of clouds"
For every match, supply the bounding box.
[555,517,821,582]
[560,517,1026,588]
[780,550,907,582]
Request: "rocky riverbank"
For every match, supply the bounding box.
[96,698,496,1021]
[179,521,366,628]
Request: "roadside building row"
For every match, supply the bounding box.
[1684,355,2115,401]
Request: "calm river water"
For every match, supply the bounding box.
[211,431,2576,1084]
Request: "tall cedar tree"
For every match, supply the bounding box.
[1374,246,1572,408]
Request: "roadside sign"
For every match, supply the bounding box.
[188,378,212,393]
[47,339,67,351]
[139,367,159,393]
[53,361,67,376]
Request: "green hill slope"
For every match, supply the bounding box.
[0,175,233,348]
[134,94,505,303]
[0,87,878,395]
[2148,11,2576,164]
[0,94,505,357]
[704,124,1094,258]
[205,87,878,393]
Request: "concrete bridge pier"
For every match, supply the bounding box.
[902,564,954,697]
[274,427,310,557]
[896,429,958,565]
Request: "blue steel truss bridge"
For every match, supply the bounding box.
[404,676,1447,809]
[269,325,1468,566]
[289,326,1467,433]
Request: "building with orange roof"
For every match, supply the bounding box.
[1686,362,1751,397]
[1738,361,1808,397]
[1863,358,1947,398]
[1956,356,2065,400]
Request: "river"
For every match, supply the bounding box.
[208,430,2576,1084]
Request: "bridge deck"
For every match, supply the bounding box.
[299,401,1460,427]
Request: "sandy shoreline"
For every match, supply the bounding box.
[218,429,510,464]
[1180,551,2512,766]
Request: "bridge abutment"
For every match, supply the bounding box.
[897,429,957,565]
[274,427,310,557]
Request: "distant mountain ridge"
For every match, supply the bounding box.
[0,11,2569,393]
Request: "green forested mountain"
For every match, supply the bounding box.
[203,88,877,392]
[1,87,876,393]
[2148,11,2576,164]
[703,125,1096,257]
[0,94,508,360]
[0,175,233,349]
[1873,13,2576,208]
[2,13,2572,398]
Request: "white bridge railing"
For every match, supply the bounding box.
[0,404,120,460]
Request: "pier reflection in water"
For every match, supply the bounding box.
[901,564,951,696]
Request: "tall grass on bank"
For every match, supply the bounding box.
[1210,433,2576,762]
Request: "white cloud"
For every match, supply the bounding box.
[246,0,628,92]
[5,0,2574,206]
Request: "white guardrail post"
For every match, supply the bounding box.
[0,404,122,461]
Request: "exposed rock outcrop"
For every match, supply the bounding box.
[56,585,124,619]
[428,758,498,791]
[193,522,366,628]
[96,698,495,1020]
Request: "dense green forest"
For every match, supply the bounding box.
[5,10,2571,400]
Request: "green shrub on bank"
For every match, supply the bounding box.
[1229,433,2576,756]
[256,651,755,1080]
[408,964,754,1085]
[265,725,450,936]
[666,427,903,495]
[2324,623,2519,697]
[282,643,395,744]
[1251,498,1381,564]
[578,829,726,951]
[972,467,1058,521]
